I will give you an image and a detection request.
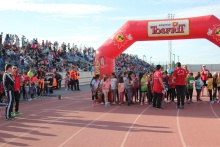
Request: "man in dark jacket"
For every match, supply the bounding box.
[54,72,62,89]
[3,64,15,120]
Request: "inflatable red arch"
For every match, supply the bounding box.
[94,15,220,77]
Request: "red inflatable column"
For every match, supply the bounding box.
[94,53,115,102]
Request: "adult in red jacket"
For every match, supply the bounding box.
[152,65,165,109]
[173,62,187,109]
[12,65,22,116]
[200,65,210,96]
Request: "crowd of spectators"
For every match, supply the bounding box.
[0,32,152,75]
[115,53,152,73]
[0,32,95,74]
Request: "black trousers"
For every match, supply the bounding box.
[196,89,201,101]
[188,89,193,100]
[169,88,175,101]
[208,90,213,101]
[153,92,162,108]
[5,90,14,118]
[75,79,80,90]
[70,79,76,90]
[56,79,61,89]
[175,85,185,107]
[213,87,217,99]
[14,91,20,112]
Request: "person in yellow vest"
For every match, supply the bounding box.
[74,67,80,91]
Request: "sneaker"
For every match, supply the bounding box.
[101,102,104,105]
[176,106,180,109]
[190,100,194,103]
[6,117,14,121]
[15,111,22,116]
[140,102,143,106]
[65,89,68,91]
[211,101,214,104]
[181,106,184,109]
[28,98,33,102]
[198,99,203,101]
[105,103,108,107]
[11,112,15,117]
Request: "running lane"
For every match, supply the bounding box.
[179,102,220,147]
[122,103,182,147]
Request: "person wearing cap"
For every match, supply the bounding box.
[173,62,187,109]
[200,65,210,96]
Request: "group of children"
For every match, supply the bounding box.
[21,74,57,101]
[90,70,220,107]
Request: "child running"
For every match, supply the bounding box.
[102,76,110,107]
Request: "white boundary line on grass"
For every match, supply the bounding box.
[177,109,187,147]
[120,105,151,147]
[58,106,120,147]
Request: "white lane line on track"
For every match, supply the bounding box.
[58,106,120,147]
[177,109,186,147]
[120,105,151,147]
[0,99,86,127]
[210,104,220,121]
[0,105,91,147]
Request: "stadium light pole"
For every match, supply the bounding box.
[173,54,175,64]
[177,55,179,62]
[150,56,152,65]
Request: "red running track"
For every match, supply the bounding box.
[0,91,220,147]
